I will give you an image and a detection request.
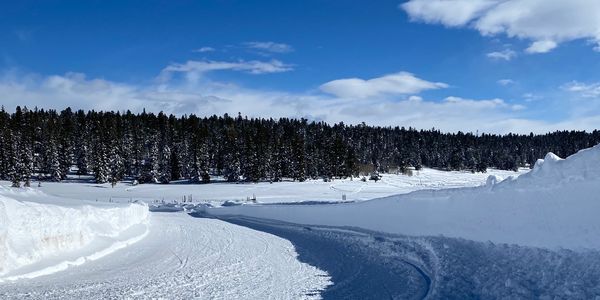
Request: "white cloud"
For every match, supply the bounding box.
[163,59,292,74]
[444,96,524,111]
[193,47,215,53]
[319,72,448,98]
[401,0,600,53]
[525,40,557,54]
[497,79,515,86]
[401,0,499,27]
[243,41,294,54]
[487,49,516,61]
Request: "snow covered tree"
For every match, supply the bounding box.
[223,125,242,182]
[139,141,159,183]
[58,108,75,179]
[93,145,109,184]
[108,146,124,185]
[7,134,21,187]
[158,144,172,184]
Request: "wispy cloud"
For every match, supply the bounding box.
[487,49,516,61]
[159,59,293,82]
[243,41,294,54]
[193,47,215,53]
[563,81,600,98]
[497,79,515,86]
[444,96,524,111]
[522,93,541,102]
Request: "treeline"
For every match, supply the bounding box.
[1,106,599,186]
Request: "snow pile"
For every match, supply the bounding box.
[208,144,600,250]
[0,189,149,280]
[497,145,600,189]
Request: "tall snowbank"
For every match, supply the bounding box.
[209,144,600,250]
[0,191,149,279]
[495,144,600,189]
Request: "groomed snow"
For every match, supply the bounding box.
[0,188,149,281]
[0,213,331,299]
[208,145,600,250]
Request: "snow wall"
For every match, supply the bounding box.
[0,192,149,279]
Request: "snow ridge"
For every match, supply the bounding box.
[496,144,600,188]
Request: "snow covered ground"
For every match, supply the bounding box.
[0,167,530,298]
[8,168,527,206]
[17,154,600,298]
[207,145,600,250]
[0,213,330,299]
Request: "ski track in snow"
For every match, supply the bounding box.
[0,213,331,300]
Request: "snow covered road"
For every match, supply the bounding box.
[0,213,330,299]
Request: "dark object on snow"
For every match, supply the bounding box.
[369,173,381,182]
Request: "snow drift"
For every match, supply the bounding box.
[0,188,149,280]
[209,144,600,250]
[497,145,600,188]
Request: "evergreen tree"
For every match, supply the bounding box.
[140,141,159,183]
[93,144,109,184]
[108,145,124,185]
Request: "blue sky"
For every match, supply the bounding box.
[1,0,600,133]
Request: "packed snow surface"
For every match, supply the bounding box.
[0,213,331,299]
[209,145,600,250]
[0,188,149,281]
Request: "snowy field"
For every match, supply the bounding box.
[6,147,600,299]
[5,167,528,205]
